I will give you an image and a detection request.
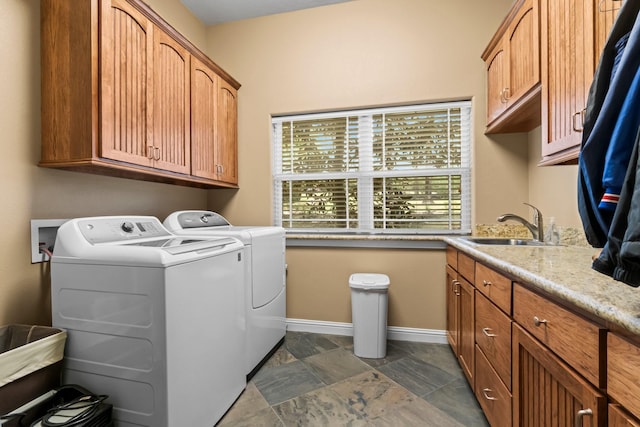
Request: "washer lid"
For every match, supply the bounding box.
[349,273,390,290]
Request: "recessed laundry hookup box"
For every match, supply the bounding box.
[0,324,66,418]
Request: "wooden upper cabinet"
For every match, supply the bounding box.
[483,0,541,134]
[506,0,540,108]
[153,28,191,175]
[216,79,239,184]
[100,0,154,167]
[191,56,219,181]
[540,0,595,165]
[190,58,238,185]
[40,0,241,189]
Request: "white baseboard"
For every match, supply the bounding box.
[286,318,448,344]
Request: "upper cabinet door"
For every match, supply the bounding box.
[486,41,508,124]
[482,0,541,134]
[505,0,539,106]
[216,79,238,185]
[540,0,594,163]
[595,0,624,66]
[190,56,218,180]
[100,0,154,167]
[153,28,191,175]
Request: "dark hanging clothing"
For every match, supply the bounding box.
[579,1,640,287]
[578,0,640,248]
[593,133,640,287]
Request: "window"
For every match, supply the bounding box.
[272,101,471,234]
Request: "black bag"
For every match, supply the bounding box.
[0,385,112,427]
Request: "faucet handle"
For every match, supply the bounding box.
[523,203,542,219]
[523,203,544,242]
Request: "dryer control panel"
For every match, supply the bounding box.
[176,211,230,229]
[78,217,171,244]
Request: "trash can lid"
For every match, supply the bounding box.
[349,273,390,290]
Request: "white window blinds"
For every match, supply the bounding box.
[272,101,472,234]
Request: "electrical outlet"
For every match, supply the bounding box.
[31,219,68,263]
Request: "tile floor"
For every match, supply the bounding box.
[218,332,488,426]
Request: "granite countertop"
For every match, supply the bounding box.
[445,237,640,337]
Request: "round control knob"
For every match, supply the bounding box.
[200,215,209,224]
[121,222,135,233]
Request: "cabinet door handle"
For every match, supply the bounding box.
[482,388,498,401]
[147,145,154,159]
[499,88,508,104]
[533,316,548,327]
[482,280,492,287]
[154,147,161,161]
[452,280,460,296]
[482,327,497,338]
[503,87,510,102]
[575,408,593,427]
[572,110,585,132]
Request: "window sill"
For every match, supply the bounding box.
[285,232,464,249]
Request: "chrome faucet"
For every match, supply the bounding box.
[497,203,544,242]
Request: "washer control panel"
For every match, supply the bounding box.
[78,217,171,244]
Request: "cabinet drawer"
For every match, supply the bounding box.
[475,262,511,314]
[458,252,475,283]
[475,291,512,390]
[475,345,512,427]
[446,245,457,269]
[513,284,604,387]
[608,333,640,421]
[609,404,640,427]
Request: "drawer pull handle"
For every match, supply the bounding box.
[575,408,593,427]
[533,316,547,327]
[482,280,492,287]
[482,327,497,338]
[482,388,498,401]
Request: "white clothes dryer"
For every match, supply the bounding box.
[51,216,246,427]
[163,211,286,378]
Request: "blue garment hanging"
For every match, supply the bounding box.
[578,0,640,248]
[599,62,640,212]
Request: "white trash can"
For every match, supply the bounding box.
[349,273,390,359]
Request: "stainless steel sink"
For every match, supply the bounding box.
[462,237,546,246]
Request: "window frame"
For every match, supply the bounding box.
[272,100,472,237]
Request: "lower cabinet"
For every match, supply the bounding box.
[445,245,640,426]
[512,324,606,426]
[476,345,512,427]
[459,277,475,386]
[445,264,459,352]
[608,333,640,422]
[610,404,640,427]
[446,248,475,387]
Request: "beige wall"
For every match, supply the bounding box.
[0,0,208,326]
[286,248,446,328]
[527,127,582,227]
[204,0,537,329]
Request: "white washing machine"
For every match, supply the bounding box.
[163,211,286,378]
[51,216,246,427]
